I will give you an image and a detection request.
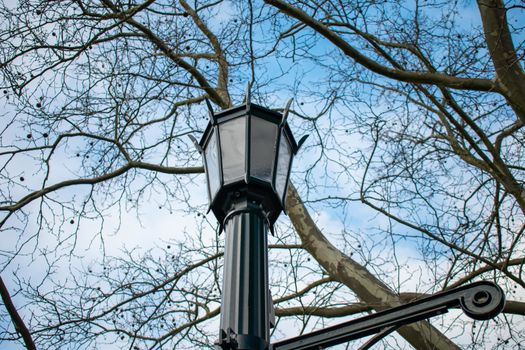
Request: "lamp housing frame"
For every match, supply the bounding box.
[198,101,300,227]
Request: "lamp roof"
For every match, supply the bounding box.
[198,102,299,153]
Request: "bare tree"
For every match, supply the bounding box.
[265,0,525,348]
[1,0,524,349]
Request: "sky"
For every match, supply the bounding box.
[1,0,524,349]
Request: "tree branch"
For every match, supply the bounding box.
[0,163,203,228]
[477,0,525,123]
[265,0,499,93]
[0,276,36,350]
[285,183,461,350]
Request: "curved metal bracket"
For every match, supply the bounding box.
[271,281,505,350]
[357,325,398,350]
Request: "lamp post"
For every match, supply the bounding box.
[191,92,307,350]
[192,89,505,350]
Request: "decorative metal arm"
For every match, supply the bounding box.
[270,281,505,350]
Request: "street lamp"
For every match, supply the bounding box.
[190,90,307,350]
[191,87,505,350]
[196,97,306,231]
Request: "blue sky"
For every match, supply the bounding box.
[1,0,524,348]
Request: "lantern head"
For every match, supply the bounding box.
[196,98,306,229]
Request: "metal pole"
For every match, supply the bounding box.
[216,198,270,350]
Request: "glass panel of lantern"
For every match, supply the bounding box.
[250,117,278,182]
[219,117,246,184]
[204,129,220,200]
[275,132,292,202]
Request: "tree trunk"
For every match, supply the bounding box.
[477,0,525,124]
[286,183,460,350]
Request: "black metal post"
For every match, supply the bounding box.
[196,98,505,350]
[216,198,270,350]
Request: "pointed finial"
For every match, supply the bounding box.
[297,134,309,152]
[205,98,215,124]
[244,80,253,104]
[281,98,293,126]
[187,135,202,153]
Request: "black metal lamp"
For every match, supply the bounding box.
[194,95,307,231]
[190,87,504,350]
[190,89,307,350]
